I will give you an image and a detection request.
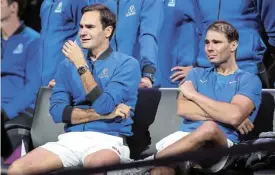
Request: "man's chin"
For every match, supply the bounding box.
[209,60,221,66]
[81,44,91,49]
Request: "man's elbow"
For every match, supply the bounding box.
[176,108,185,117]
[177,107,190,118]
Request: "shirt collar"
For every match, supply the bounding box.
[87,46,113,61]
[14,22,25,35]
[1,21,25,40]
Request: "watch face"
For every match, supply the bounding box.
[80,67,85,73]
[148,74,155,83]
[78,65,88,75]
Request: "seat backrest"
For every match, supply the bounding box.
[31,87,65,148]
[145,89,181,154]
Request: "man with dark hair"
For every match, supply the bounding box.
[71,0,163,88]
[139,21,262,175]
[6,0,27,19]
[1,0,40,157]
[170,0,275,88]
[8,4,141,175]
[48,0,163,89]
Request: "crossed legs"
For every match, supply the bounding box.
[150,121,228,175]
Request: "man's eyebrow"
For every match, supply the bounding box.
[212,39,222,42]
[205,39,222,43]
[79,24,96,28]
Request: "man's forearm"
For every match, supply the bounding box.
[177,94,210,121]
[71,108,112,125]
[78,67,98,95]
[191,92,240,125]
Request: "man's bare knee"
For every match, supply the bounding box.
[8,147,63,175]
[83,149,120,168]
[8,160,25,175]
[197,121,228,147]
[200,121,221,139]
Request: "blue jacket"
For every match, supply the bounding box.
[78,0,163,78]
[50,47,141,136]
[1,24,40,119]
[195,0,275,74]
[40,0,91,85]
[156,0,200,87]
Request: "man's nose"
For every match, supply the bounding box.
[206,43,214,51]
[79,28,87,36]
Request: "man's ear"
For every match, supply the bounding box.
[10,1,19,15]
[105,26,114,39]
[231,40,238,52]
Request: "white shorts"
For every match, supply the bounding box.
[41,132,130,167]
[156,131,234,173]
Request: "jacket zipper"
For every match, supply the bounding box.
[41,1,54,82]
[114,0,120,51]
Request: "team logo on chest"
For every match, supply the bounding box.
[126,5,136,17]
[99,68,109,79]
[54,2,62,13]
[168,0,176,7]
[199,79,207,84]
[13,43,23,54]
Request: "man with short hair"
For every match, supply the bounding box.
[8,4,141,175]
[1,0,40,157]
[170,0,275,88]
[143,21,262,175]
[75,0,163,88]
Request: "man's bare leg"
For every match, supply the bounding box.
[83,149,120,175]
[150,121,228,175]
[8,147,63,175]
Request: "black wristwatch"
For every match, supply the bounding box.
[77,65,89,76]
[143,73,155,84]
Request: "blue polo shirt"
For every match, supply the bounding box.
[179,67,262,143]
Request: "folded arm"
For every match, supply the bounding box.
[177,92,210,121]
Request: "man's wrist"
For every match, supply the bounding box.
[73,57,87,68]
[77,64,90,76]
